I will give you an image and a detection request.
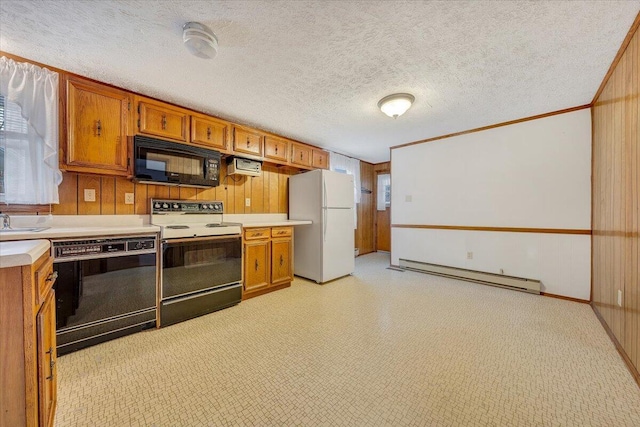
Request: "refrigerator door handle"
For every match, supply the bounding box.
[323,179,327,208]
[323,208,327,242]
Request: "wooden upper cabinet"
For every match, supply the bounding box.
[65,76,131,176]
[233,126,263,157]
[191,114,230,152]
[290,142,312,168]
[263,136,289,163]
[312,149,329,169]
[137,98,189,142]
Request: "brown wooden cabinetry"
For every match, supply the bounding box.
[233,126,264,157]
[312,149,329,169]
[190,114,230,152]
[264,136,289,163]
[290,142,312,168]
[137,98,189,142]
[64,76,131,176]
[0,250,57,427]
[243,226,293,299]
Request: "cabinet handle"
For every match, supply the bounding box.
[96,119,102,136]
[254,259,259,271]
[207,127,211,139]
[161,115,167,130]
[45,347,55,380]
[246,137,250,148]
[275,146,278,154]
[300,153,303,160]
[46,271,58,283]
[280,254,284,266]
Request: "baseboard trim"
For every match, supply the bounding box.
[241,282,290,300]
[541,292,589,304]
[591,303,640,388]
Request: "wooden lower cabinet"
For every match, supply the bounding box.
[0,251,57,427]
[243,226,293,299]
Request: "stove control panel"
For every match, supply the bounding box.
[151,199,224,214]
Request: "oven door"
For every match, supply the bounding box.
[161,235,242,326]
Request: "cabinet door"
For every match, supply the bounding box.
[37,289,57,427]
[66,76,131,176]
[191,115,229,151]
[290,143,312,167]
[271,238,292,285]
[264,136,289,163]
[244,241,270,293]
[312,149,329,169]
[138,101,188,142]
[233,127,263,157]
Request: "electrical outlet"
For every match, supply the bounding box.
[405,195,412,202]
[84,188,96,202]
[467,252,473,260]
[617,290,623,307]
[245,198,251,207]
[124,193,135,205]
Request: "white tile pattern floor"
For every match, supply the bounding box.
[55,253,640,426]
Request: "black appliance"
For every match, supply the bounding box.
[52,235,157,355]
[133,135,221,188]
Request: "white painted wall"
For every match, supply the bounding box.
[391,109,592,299]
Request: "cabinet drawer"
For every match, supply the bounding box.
[271,227,292,238]
[191,115,229,151]
[35,257,55,308]
[244,228,270,240]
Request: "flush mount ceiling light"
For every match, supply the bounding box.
[377,93,415,118]
[183,22,218,59]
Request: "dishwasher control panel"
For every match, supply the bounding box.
[53,236,156,260]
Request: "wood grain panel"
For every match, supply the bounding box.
[356,162,375,255]
[233,176,246,214]
[278,170,288,213]
[134,182,148,215]
[251,171,264,213]
[115,176,134,215]
[100,177,115,215]
[77,175,101,215]
[267,165,279,213]
[52,173,77,215]
[592,19,640,384]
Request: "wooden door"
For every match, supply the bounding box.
[271,238,292,285]
[37,289,57,427]
[233,126,263,157]
[290,143,312,167]
[244,241,270,293]
[190,115,229,151]
[264,136,289,163]
[66,76,131,175]
[138,101,188,142]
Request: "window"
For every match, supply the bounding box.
[377,173,390,211]
[0,95,31,202]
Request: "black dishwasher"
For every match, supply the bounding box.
[52,235,158,355]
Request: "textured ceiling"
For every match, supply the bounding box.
[1,1,639,163]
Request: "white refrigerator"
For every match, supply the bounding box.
[289,169,355,283]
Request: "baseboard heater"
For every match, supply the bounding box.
[398,259,541,294]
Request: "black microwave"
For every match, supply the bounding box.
[133,136,221,188]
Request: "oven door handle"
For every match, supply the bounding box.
[162,235,241,245]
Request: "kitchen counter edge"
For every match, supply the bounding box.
[241,220,312,228]
[0,239,50,268]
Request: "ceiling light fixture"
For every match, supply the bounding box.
[377,93,415,118]
[183,22,218,59]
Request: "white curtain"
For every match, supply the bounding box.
[0,57,61,204]
[377,173,390,211]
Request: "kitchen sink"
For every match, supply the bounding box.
[0,227,50,233]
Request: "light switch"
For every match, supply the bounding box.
[84,188,96,202]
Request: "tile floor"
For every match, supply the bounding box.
[55,253,640,426]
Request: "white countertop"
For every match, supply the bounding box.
[0,239,50,268]
[240,220,312,228]
[224,213,312,228]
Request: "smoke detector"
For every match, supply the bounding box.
[183,22,218,59]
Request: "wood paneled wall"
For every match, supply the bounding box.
[52,161,294,215]
[356,162,375,255]
[592,18,639,383]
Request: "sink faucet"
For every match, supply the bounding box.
[0,213,10,229]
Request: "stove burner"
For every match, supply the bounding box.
[167,225,189,229]
[206,223,225,228]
